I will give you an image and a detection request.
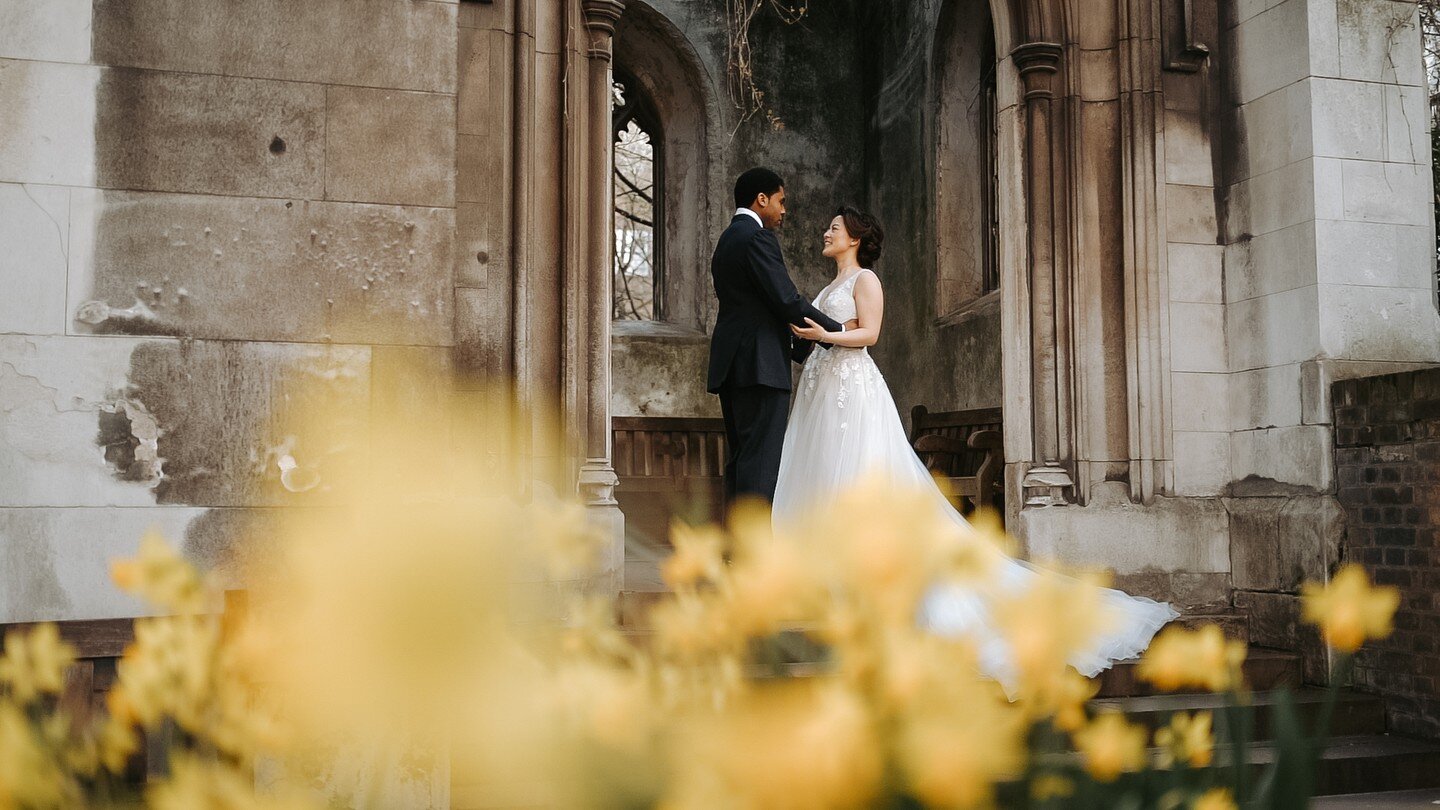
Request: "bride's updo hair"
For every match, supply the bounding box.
[835,205,885,267]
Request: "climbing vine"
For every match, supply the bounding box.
[725,0,810,131]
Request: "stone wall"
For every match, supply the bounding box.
[609,0,869,419]
[0,0,459,622]
[1334,368,1440,737]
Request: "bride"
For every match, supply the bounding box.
[777,205,1177,683]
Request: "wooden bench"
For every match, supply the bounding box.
[908,405,1004,517]
[612,416,727,544]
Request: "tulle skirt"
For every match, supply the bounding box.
[772,346,1178,687]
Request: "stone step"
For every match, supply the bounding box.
[1274,734,1440,796]
[1312,786,1440,807]
[1095,647,1303,698]
[1172,611,1249,641]
[1092,688,1387,739]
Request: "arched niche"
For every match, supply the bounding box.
[933,0,1000,318]
[612,0,714,334]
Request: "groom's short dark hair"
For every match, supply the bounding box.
[734,167,784,209]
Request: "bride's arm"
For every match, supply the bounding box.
[792,272,883,348]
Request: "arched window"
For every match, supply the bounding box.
[934,0,999,316]
[612,71,664,322]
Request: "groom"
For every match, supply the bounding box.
[707,167,848,506]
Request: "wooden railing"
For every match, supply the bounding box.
[612,416,727,544]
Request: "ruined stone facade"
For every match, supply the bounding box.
[2,0,1438,634]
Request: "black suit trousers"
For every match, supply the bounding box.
[719,383,790,505]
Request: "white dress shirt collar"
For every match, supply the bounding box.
[734,207,763,227]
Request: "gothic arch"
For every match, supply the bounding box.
[613,1,717,332]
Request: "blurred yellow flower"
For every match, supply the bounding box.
[0,623,75,705]
[994,570,1112,712]
[662,522,726,590]
[675,681,884,810]
[898,691,1026,808]
[1155,711,1214,768]
[1193,786,1238,810]
[148,754,317,810]
[1073,711,1147,782]
[110,530,210,614]
[1301,564,1400,653]
[1137,624,1246,692]
[0,700,68,808]
[1030,773,1075,801]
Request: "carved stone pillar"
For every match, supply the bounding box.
[1013,41,1075,507]
[580,0,625,591]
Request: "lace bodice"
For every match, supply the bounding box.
[800,269,881,409]
[815,269,870,323]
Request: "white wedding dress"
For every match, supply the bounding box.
[772,269,1178,685]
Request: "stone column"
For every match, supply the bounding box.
[1013,41,1074,507]
[579,0,625,594]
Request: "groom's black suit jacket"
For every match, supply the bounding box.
[706,214,844,393]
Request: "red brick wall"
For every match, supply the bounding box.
[1333,369,1440,739]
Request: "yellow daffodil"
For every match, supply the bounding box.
[898,696,1027,808]
[1073,711,1147,782]
[0,700,69,807]
[1030,773,1076,801]
[0,623,75,705]
[1302,564,1401,653]
[1193,786,1238,810]
[1155,711,1214,768]
[661,522,726,590]
[1137,624,1246,692]
[110,530,210,614]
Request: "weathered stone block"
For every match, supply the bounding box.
[1167,242,1223,304]
[458,26,511,137]
[1236,79,1311,179]
[1236,589,1333,683]
[0,506,208,622]
[1243,158,1320,237]
[1382,84,1429,164]
[1311,77,1386,162]
[1232,0,1312,104]
[0,335,161,507]
[1173,431,1233,496]
[325,86,456,208]
[1319,285,1440,363]
[1226,284,1320,371]
[68,189,453,345]
[1164,183,1219,244]
[1340,160,1431,227]
[0,183,69,335]
[90,0,457,93]
[1172,373,1230,432]
[1230,363,1304,432]
[1335,0,1425,87]
[1225,220,1316,303]
[1230,424,1333,493]
[0,334,372,508]
[1316,220,1433,290]
[0,0,92,63]
[611,329,718,418]
[455,287,509,382]
[0,60,99,186]
[1169,302,1226,373]
[456,201,502,289]
[1164,109,1213,186]
[94,68,325,198]
[1020,495,1230,575]
[1227,494,1342,592]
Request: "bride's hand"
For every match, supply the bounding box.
[791,318,832,342]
